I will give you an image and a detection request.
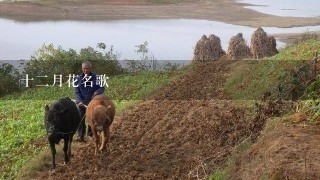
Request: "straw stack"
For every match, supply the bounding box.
[250,28,278,59]
[193,34,226,62]
[227,33,251,60]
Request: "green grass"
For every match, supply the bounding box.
[0,100,50,179]
[0,68,190,179]
[3,70,188,101]
[225,39,320,100]
[225,60,300,100]
[209,169,229,180]
[208,138,253,180]
[269,39,320,61]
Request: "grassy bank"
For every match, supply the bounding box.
[225,39,320,100]
[211,38,320,179]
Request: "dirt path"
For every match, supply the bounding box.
[29,61,267,179]
[0,0,319,28]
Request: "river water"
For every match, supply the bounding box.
[1,18,320,60]
[237,0,320,18]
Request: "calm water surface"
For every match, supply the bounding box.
[1,18,320,60]
[237,0,320,17]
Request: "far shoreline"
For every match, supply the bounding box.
[0,0,319,28]
[0,0,319,54]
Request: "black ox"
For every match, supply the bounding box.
[44,97,80,168]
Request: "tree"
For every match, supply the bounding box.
[0,63,21,96]
[24,43,123,87]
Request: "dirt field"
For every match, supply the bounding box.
[0,0,319,28]
[27,61,266,179]
[232,120,320,179]
[18,61,320,179]
[6,0,320,178]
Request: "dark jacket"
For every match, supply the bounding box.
[74,72,105,104]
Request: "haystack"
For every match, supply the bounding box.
[250,28,278,59]
[227,33,251,60]
[193,34,225,62]
[267,35,279,56]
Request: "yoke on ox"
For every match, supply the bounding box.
[44,97,80,168]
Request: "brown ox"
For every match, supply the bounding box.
[86,94,115,156]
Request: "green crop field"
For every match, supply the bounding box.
[0,69,190,179]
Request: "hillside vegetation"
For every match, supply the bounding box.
[212,38,320,179]
[225,39,320,100]
[1,38,320,179]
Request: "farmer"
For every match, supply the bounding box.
[74,61,105,142]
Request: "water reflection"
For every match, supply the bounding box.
[1,18,320,60]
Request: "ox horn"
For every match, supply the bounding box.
[99,131,106,152]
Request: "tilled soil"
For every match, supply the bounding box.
[24,61,320,180]
[31,61,267,179]
[150,61,232,100]
[38,100,259,179]
[231,122,320,179]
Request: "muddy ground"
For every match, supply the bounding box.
[28,61,266,179]
[0,0,319,28]
[21,61,320,179]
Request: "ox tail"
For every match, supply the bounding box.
[99,131,106,152]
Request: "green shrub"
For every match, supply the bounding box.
[0,63,21,97]
[23,43,123,87]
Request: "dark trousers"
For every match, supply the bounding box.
[77,105,93,139]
